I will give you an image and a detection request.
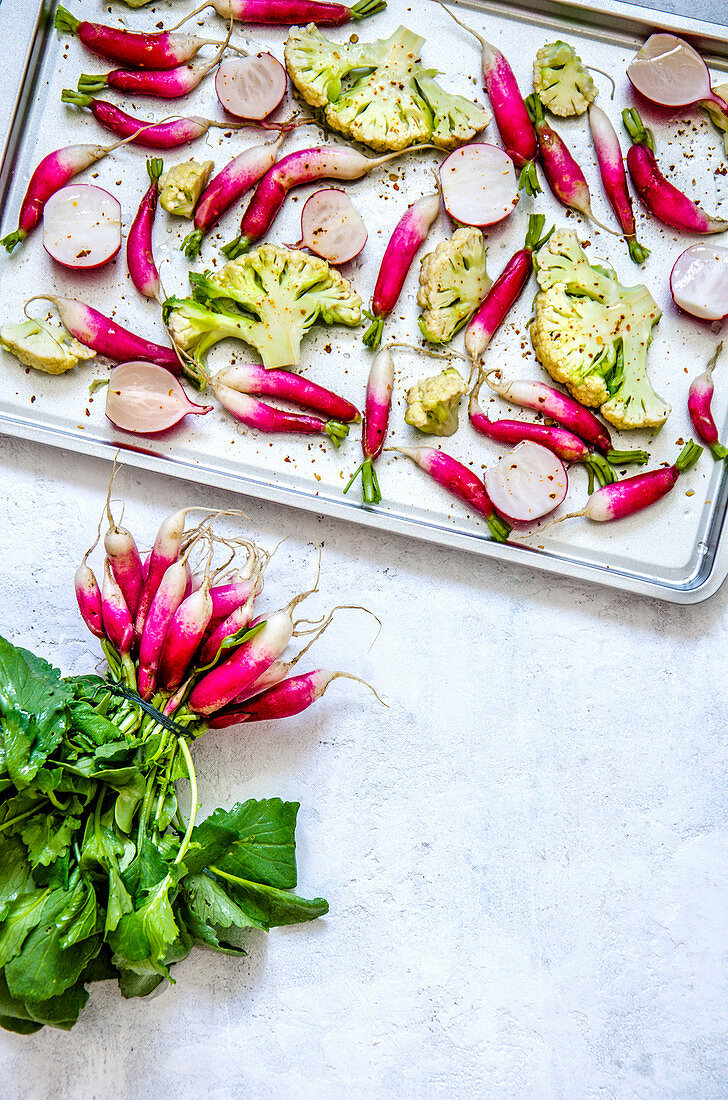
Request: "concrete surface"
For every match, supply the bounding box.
[1,0,728,1097]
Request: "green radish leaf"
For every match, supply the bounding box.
[108,876,178,978]
[182,872,263,933]
[213,799,300,889]
[0,889,49,966]
[114,775,146,834]
[20,810,81,869]
[70,703,123,748]
[23,980,90,1030]
[0,635,72,787]
[117,969,164,1000]
[5,885,102,1002]
[123,839,169,900]
[59,884,98,949]
[0,836,33,917]
[0,1014,43,1034]
[224,877,329,930]
[105,866,133,936]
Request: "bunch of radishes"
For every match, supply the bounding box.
[76,497,377,728]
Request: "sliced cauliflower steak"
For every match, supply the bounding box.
[285,24,491,152]
[533,40,597,117]
[531,230,669,431]
[417,228,491,344]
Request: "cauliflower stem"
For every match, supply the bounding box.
[164,244,361,372]
[285,24,491,152]
[531,230,670,432]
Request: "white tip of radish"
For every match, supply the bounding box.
[627,33,710,107]
[215,53,287,121]
[300,189,368,264]
[440,144,518,228]
[483,442,568,524]
[43,184,121,270]
[671,244,728,321]
[105,361,212,434]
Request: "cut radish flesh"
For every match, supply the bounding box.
[105,361,213,434]
[43,184,121,269]
[299,188,367,263]
[671,244,728,321]
[483,441,568,523]
[215,54,287,121]
[627,33,711,107]
[439,144,519,228]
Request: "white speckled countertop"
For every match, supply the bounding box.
[2,0,728,1097]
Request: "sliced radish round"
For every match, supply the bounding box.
[105,361,213,434]
[483,441,568,524]
[43,184,121,269]
[299,189,367,264]
[671,244,728,321]
[627,33,711,108]
[439,144,519,228]
[215,53,287,121]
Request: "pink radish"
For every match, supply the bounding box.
[468,395,618,490]
[74,562,104,639]
[61,92,247,149]
[557,441,703,524]
[212,379,350,446]
[215,53,287,120]
[436,2,539,194]
[76,34,231,100]
[688,343,726,459]
[484,372,647,465]
[483,441,568,524]
[182,134,284,259]
[588,104,649,265]
[215,361,359,421]
[178,0,385,27]
[198,593,259,665]
[362,188,440,350]
[671,244,728,321]
[159,579,215,691]
[135,508,199,636]
[127,160,163,301]
[54,6,238,70]
[0,137,137,254]
[42,184,121,270]
[207,669,368,726]
[222,145,429,258]
[28,295,180,372]
[104,511,145,620]
[627,33,728,122]
[299,189,367,264]
[101,560,134,655]
[106,362,213,434]
[525,95,617,235]
[623,108,728,235]
[465,214,551,364]
[395,445,511,542]
[137,557,191,699]
[189,609,294,715]
[439,144,518,228]
[209,573,263,619]
[344,348,393,505]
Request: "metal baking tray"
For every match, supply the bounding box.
[0,0,727,602]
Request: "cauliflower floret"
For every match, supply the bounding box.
[404,367,467,435]
[285,24,490,152]
[530,230,669,431]
[701,84,728,155]
[0,318,95,374]
[533,40,597,117]
[159,160,214,218]
[165,244,361,371]
[417,228,491,344]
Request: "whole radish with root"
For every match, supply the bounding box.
[393,446,511,542]
[588,104,649,264]
[436,1,540,195]
[214,362,359,422]
[208,669,383,727]
[465,214,552,365]
[688,343,727,460]
[363,187,441,351]
[173,0,386,27]
[127,159,164,301]
[344,349,394,505]
[61,92,250,149]
[76,30,233,99]
[622,108,728,235]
